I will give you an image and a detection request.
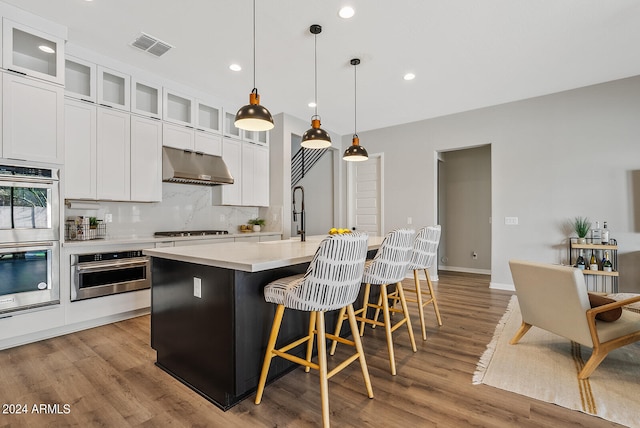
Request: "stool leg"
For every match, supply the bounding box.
[380,284,397,375]
[396,282,417,352]
[347,304,374,399]
[413,269,428,341]
[425,269,443,326]
[359,283,372,336]
[305,311,317,373]
[255,304,285,404]
[329,306,346,356]
[371,293,382,329]
[316,311,330,428]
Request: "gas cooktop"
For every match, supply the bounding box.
[154,230,229,237]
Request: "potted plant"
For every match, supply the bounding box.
[573,216,591,244]
[248,218,265,232]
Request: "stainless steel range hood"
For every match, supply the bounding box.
[162,147,234,186]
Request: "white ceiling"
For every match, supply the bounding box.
[5,0,640,135]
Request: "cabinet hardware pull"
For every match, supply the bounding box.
[7,69,27,76]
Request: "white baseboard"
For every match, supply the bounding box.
[439,265,491,275]
[489,282,515,291]
[0,307,150,351]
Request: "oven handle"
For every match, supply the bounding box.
[0,241,54,250]
[75,258,150,272]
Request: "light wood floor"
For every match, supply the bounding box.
[0,272,623,427]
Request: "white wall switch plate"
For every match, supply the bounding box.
[505,216,519,225]
[407,217,412,225]
[104,213,113,223]
[194,277,202,298]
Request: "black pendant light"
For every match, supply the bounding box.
[343,58,369,161]
[301,24,331,149]
[234,0,274,132]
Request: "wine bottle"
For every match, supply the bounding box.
[601,221,609,245]
[589,251,598,271]
[576,249,586,270]
[591,221,602,243]
[602,251,613,272]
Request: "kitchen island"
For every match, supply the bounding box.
[143,235,383,410]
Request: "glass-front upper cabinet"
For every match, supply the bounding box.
[131,78,162,119]
[163,88,194,127]
[97,65,130,110]
[195,100,221,134]
[2,18,65,85]
[65,55,96,102]
[223,110,241,139]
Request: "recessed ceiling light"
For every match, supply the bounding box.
[229,64,242,71]
[339,6,355,19]
[308,102,317,108]
[38,45,55,53]
[403,73,416,81]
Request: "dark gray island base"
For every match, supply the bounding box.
[148,240,381,411]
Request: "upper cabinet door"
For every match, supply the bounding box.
[97,65,131,110]
[2,18,65,85]
[2,72,64,164]
[163,88,194,126]
[131,78,162,119]
[223,110,241,139]
[65,55,96,102]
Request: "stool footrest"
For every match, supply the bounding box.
[272,349,319,371]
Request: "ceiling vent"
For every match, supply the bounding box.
[130,32,173,57]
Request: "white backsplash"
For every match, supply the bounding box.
[64,183,283,238]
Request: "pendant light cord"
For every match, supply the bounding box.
[314,32,318,117]
[252,0,256,91]
[353,62,358,136]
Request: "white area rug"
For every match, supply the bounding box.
[473,296,640,428]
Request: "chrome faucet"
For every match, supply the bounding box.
[292,185,305,242]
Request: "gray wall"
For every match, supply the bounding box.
[438,145,492,273]
[341,75,640,292]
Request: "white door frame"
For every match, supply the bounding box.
[346,152,384,236]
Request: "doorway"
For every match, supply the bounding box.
[346,153,383,235]
[437,145,491,274]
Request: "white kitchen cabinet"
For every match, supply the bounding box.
[163,121,194,151]
[220,138,242,205]
[257,130,269,146]
[223,110,241,139]
[65,55,96,102]
[2,18,65,85]
[242,142,269,206]
[163,87,194,126]
[130,115,162,202]
[194,131,222,156]
[97,66,130,110]
[64,98,97,199]
[96,107,130,200]
[131,78,162,119]
[2,72,63,163]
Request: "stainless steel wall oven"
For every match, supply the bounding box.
[0,164,60,315]
[71,250,151,301]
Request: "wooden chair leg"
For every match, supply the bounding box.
[359,283,372,336]
[509,322,532,345]
[413,269,428,341]
[424,269,442,326]
[305,311,317,373]
[346,304,374,399]
[316,311,330,428]
[255,304,285,404]
[579,347,609,380]
[371,293,383,329]
[396,282,417,352]
[329,306,346,356]
[380,284,397,375]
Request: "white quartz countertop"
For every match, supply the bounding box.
[62,231,282,247]
[143,235,384,272]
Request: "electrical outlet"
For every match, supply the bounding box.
[219,214,225,222]
[407,217,412,225]
[104,213,113,223]
[193,277,202,298]
[472,251,478,259]
[505,216,518,225]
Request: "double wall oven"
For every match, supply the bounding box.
[0,164,60,315]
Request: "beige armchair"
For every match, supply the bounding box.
[508,260,640,379]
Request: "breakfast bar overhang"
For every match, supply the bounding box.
[143,236,383,410]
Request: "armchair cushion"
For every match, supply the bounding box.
[588,293,622,322]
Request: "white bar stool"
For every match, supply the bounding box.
[254,233,373,428]
[330,229,417,376]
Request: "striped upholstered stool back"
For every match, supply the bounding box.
[407,225,441,271]
[269,232,369,312]
[362,229,415,285]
